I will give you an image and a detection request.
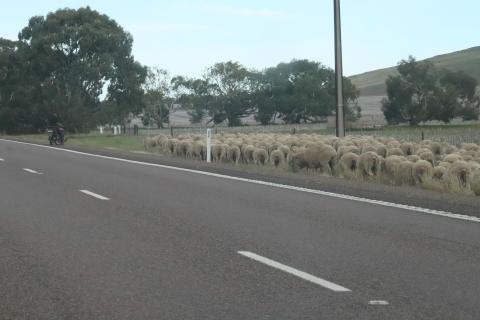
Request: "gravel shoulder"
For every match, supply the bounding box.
[4,137,480,218]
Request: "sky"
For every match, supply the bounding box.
[1,0,479,77]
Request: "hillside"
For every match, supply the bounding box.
[350,46,480,96]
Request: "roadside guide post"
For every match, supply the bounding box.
[206,128,212,163]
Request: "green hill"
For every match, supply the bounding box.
[350,46,480,96]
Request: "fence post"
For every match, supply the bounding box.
[206,128,212,163]
[170,126,174,137]
[421,130,424,141]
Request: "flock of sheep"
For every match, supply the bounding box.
[144,133,480,196]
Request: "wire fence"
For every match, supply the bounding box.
[100,122,480,146]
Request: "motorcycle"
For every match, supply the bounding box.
[47,126,65,145]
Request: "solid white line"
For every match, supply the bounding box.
[79,189,110,200]
[368,300,389,305]
[1,138,479,224]
[238,251,351,292]
[23,168,43,174]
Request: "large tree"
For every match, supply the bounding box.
[382,57,479,125]
[1,7,146,133]
[141,67,171,128]
[173,61,256,126]
[257,60,360,124]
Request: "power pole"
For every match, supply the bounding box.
[334,0,345,137]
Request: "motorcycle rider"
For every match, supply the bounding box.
[47,112,63,138]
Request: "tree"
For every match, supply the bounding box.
[141,67,170,128]
[382,57,479,125]
[257,60,359,124]
[172,61,256,126]
[436,70,479,122]
[171,76,211,124]
[4,7,147,132]
[382,57,437,125]
[205,61,256,126]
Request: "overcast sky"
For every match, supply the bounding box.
[2,0,479,77]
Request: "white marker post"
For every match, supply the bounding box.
[113,126,118,135]
[206,128,212,163]
[99,126,104,134]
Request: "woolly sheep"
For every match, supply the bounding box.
[253,148,268,165]
[227,145,241,164]
[412,160,433,184]
[270,149,285,167]
[406,155,420,162]
[400,143,415,156]
[212,144,227,162]
[396,161,415,185]
[242,145,256,164]
[433,166,447,180]
[384,155,407,178]
[447,160,472,190]
[376,145,388,158]
[358,151,382,177]
[290,144,337,175]
[339,152,358,178]
[144,137,156,150]
[443,154,462,164]
[387,148,404,157]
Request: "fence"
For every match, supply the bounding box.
[98,122,480,146]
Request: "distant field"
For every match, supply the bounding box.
[350,46,480,96]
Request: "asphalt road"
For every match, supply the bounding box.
[1,139,480,319]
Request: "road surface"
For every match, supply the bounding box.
[1,139,479,319]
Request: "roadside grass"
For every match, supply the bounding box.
[5,133,145,152]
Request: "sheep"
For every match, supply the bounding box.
[432,166,447,180]
[400,142,415,156]
[337,145,360,159]
[174,140,191,158]
[270,149,285,167]
[253,148,268,165]
[339,152,358,178]
[431,142,443,157]
[417,150,435,166]
[358,151,382,177]
[445,145,458,154]
[376,145,388,158]
[289,144,337,175]
[384,155,407,178]
[396,161,415,185]
[460,143,479,152]
[227,145,241,164]
[447,161,472,191]
[187,141,205,160]
[406,155,420,162]
[144,137,156,150]
[212,144,227,162]
[165,138,178,154]
[387,148,404,157]
[471,171,480,196]
[412,160,433,185]
[242,145,256,164]
[443,154,462,164]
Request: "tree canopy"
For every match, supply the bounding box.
[0,7,146,133]
[382,56,479,125]
[172,59,360,126]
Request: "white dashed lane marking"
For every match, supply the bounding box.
[238,251,351,292]
[79,189,110,200]
[23,168,43,174]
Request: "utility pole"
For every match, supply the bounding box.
[334,0,345,137]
